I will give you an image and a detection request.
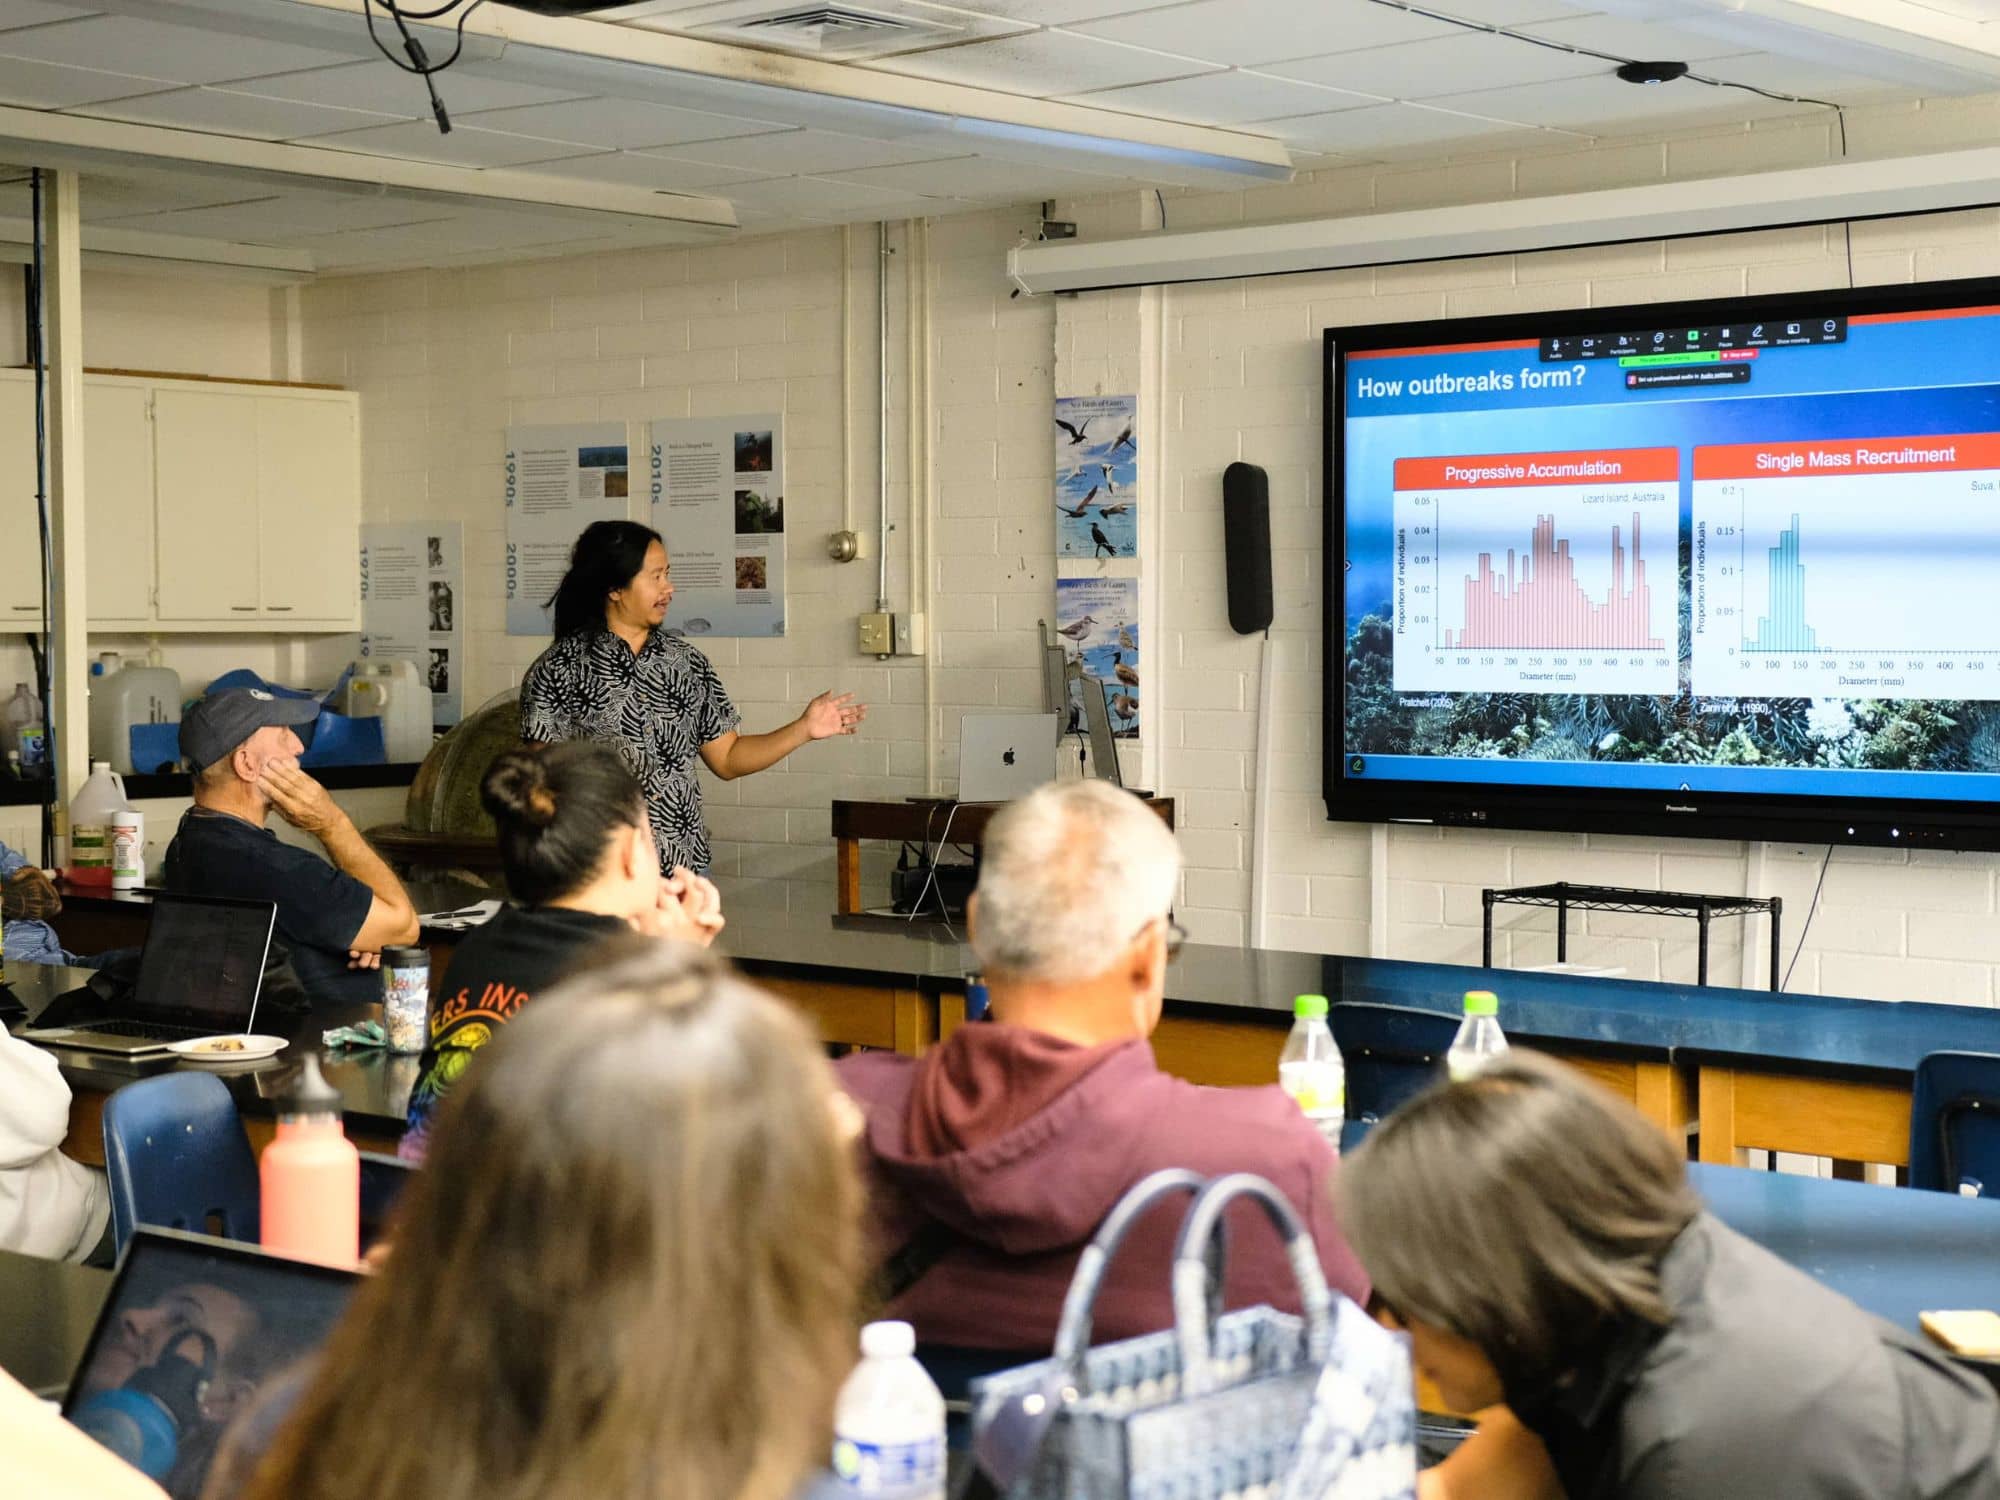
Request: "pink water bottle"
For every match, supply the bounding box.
[260,1056,359,1268]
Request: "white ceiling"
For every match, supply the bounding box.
[0,0,1982,273]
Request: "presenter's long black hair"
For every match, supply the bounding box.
[547,520,663,639]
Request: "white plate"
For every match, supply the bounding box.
[167,1034,290,1062]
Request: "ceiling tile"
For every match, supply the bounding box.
[1064,68,1380,124]
[0,14,359,86]
[68,170,271,222]
[722,173,957,220]
[885,1,1161,19]
[1065,0,1469,67]
[1698,54,1915,99]
[1429,66,1823,129]
[1260,98,1552,152]
[508,148,778,192]
[869,30,1219,96]
[297,119,592,169]
[80,86,401,141]
[0,53,173,108]
[824,153,1134,198]
[1518,14,1764,65]
[1264,31,1608,100]
[0,0,93,29]
[227,61,586,118]
[449,96,791,149]
[660,127,961,173]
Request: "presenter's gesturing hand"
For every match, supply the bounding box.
[802,691,867,739]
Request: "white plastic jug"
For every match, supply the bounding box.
[345,659,433,764]
[89,660,182,775]
[69,762,130,889]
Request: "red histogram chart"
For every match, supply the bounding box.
[1392,448,1678,695]
[1447,511,1662,650]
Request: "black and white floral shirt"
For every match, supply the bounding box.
[519,628,740,875]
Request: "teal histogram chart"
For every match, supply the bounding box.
[1748,516,1817,654]
[1692,437,2000,700]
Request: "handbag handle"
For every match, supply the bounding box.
[1050,1167,1211,1370]
[1169,1172,1334,1397]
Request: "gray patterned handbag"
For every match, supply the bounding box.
[963,1170,1414,1500]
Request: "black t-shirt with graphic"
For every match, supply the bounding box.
[518,627,740,875]
[400,905,629,1158]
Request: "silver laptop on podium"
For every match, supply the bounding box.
[958,712,1058,804]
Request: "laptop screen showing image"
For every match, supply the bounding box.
[64,1227,360,1500]
[130,894,277,1032]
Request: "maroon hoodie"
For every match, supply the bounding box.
[837,1023,1370,1353]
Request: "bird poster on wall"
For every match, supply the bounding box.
[1054,394,1137,559]
[1057,575,1141,738]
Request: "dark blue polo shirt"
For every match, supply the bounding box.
[162,808,377,1008]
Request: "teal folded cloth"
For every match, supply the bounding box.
[322,1019,387,1050]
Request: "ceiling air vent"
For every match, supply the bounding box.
[680,1,978,58]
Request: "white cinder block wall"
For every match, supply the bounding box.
[300,91,2000,1005]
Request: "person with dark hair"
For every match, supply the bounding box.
[232,943,863,1500]
[398,742,722,1161]
[520,520,866,875]
[1339,1051,2000,1500]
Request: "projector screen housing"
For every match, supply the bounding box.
[1325,274,2000,852]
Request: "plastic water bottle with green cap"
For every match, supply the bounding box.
[1447,990,1509,1081]
[1279,994,1345,1145]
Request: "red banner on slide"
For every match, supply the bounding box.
[1693,434,2000,480]
[1394,448,1680,490]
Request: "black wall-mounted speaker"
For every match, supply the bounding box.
[1223,461,1273,635]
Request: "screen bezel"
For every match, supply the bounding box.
[1324,272,2000,851]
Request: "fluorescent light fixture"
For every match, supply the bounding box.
[1009,145,2000,294]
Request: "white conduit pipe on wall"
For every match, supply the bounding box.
[1248,631,1276,950]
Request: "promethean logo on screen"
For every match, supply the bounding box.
[1666,804,1698,814]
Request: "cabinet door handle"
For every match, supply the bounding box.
[265,605,293,612]
[230,605,257,612]
[9,604,36,612]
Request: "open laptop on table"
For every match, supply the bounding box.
[958,713,1058,805]
[20,892,276,1058]
[62,1226,360,1497]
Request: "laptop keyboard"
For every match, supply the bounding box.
[86,1019,213,1042]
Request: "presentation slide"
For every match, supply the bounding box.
[1337,295,2000,807]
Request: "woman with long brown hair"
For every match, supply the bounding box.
[228,941,864,1500]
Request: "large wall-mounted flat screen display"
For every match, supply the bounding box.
[1326,277,2000,849]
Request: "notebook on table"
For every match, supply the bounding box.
[20,893,276,1057]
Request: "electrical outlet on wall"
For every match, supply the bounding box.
[858,611,894,656]
[895,612,926,656]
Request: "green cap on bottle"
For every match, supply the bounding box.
[1294,994,1329,1019]
[1463,990,1498,1017]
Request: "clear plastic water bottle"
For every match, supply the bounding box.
[1447,990,1510,1081]
[1278,994,1345,1145]
[831,1320,945,1500]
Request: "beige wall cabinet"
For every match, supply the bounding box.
[0,370,360,632]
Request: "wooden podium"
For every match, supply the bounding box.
[831,796,1175,915]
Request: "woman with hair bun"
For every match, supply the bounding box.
[399,741,724,1161]
[520,520,866,877]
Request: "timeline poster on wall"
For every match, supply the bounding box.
[505,422,631,636]
[1055,394,1137,559]
[648,412,786,637]
[1057,575,1140,738]
[359,522,464,727]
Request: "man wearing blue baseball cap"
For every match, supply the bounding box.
[161,687,420,1006]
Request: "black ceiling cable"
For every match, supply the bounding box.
[1363,0,1858,284]
[360,0,490,134]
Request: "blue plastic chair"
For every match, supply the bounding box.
[1329,1002,1460,1151]
[1909,1051,2000,1196]
[101,1072,260,1257]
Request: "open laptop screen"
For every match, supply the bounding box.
[64,1227,359,1499]
[130,895,277,1031]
